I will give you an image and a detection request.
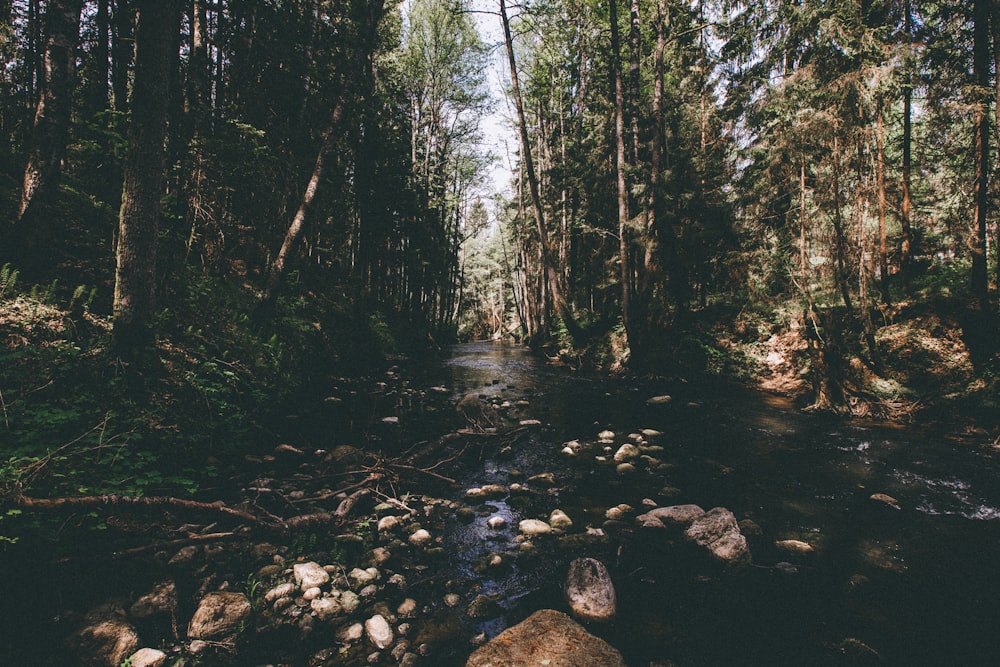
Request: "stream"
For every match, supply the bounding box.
[422,342,1000,665]
[7,341,1000,666]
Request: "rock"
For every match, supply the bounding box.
[466,609,625,667]
[641,428,663,437]
[340,590,361,614]
[409,528,432,546]
[684,507,750,565]
[294,561,330,591]
[311,597,343,621]
[597,430,616,440]
[616,463,637,475]
[775,539,815,554]
[487,516,506,529]
[186,592,252,641]
[636,504,706,529]
[549,509,573,532]
[564,558,617,623]
[127,647,167,667]
[397,598,418,617]
[561,446,576,457]
[613,443,640,462]
[339,622,365,642]
[518,519,552,536]
[68,618,141,667]
[465,484,508,500]
[455,506,476,523]
[519,419,542,426]
[349,567,380,587]
[444,593,461,607]
[264,582,296,605]
[377,515,401,532]
[382,416,400,424]
[604,504,633,521]
[365,614,394,649]
[528,471,557,486]
[129,581,177,620]
[273,443,304,457]
[646,395,673,405]
[870,492,901,509]
[467,594,503,619]
[303,587,322,601]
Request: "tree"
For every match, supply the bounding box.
[16,0,83,231]
[112,0,181,362]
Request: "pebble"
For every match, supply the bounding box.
[487,516,507,529]
[293,562,330,591]
[444,593,461,607]
[397,598,418,617]
[518,519,552,536]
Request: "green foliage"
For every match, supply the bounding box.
[0,263,18,299]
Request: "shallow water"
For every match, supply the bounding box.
[426,341,1000,665]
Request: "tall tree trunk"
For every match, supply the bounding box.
[831,135,854,312]
[89,0,110,114]
[499,0,580,343]
[113,0,181,363]
[628,0,641,164]
[971,0,991,309]
[17,0,84,227]
[877,103,890,303]
[899,0,914,290]
[111,0,132,112]
[610,0,633,352]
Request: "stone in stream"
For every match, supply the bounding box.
[365,613,394,649]
[775,539,815,554]
[466,609,625,667]
[408,528,433,546]
[549,509,573,532]
[646,395,673,405]
[683,507,751,565]
[518,519,552,536]
[564,557,617,623]
[636,504,706,529]
[187,591,252,641]
[464,484,508,500]
[67,617,141,667]
[613,443,640,462]
[869,492,901,509]
[293,561,330,590]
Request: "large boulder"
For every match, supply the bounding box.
[466,609,626,667]
[683,507,750,565]
[564,557,617,623]
[67,617,141,667]
[186,592,251,641]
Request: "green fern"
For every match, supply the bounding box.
[0,263,18,299]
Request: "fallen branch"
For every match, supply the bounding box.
[16,494,262,524]
[113,531,238,557]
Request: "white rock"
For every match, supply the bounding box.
[613,443,640,462]
[561,446,576,457]
[293,561,330,590]
[775,539,815,554]
[646,395,673,405]
[641,428,663,437]
[598,430,616,440]
[444,593,461,607]
[520,419,542,426]
[311,597,343,621]
[487,516,507,529]
[684,507,750,564]
[303,586,322,601]
[349,567,380,587]
[128,647,168,667]
[365,614,394,649]
[339,622,365,642]
[397,598,418,617]
[549,509,573,532]
[340,590,361,614]
[409,528,432,546]
[377,515,401,532]
[518,519,552,536]
[382,416,400,424]
[265,582,297,604]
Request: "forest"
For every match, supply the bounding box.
[1,0,1000,665]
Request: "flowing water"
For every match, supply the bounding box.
[422,342,1000,665]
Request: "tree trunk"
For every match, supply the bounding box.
[971,0,991,309]
[899,0,914,290]
[17,0,84,227]
[111,0,132,112]
[113,0,181,363]
[628,0,641,164]
[499,0,580,343]
[88,0,110,115]
[610,0,633,353]
[831,135,854,312]
[877,103,890,303]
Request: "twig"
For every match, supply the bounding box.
[113,531,237,557]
